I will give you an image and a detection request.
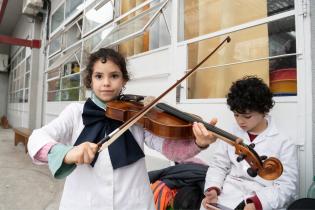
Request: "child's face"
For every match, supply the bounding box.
[91,59,126,102]
[233,111,267,134]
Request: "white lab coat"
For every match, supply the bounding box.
[202,116,298,210]
[28,103,169,210]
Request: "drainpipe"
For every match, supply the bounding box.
[0,0,8,24]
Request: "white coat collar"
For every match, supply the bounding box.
[235,115,279,144]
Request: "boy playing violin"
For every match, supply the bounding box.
[28,48,215,210]
[201,76,298,210]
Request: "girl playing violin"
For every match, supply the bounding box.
[201,76,298,210]
[27,48,215,210]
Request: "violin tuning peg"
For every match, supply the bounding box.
[237,154,246,162]
[247,167,258,177]
[260,155,267,161]
[248,143,255,149]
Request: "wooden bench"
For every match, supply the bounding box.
[13,127,32,153]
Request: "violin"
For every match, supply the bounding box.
[104,94,194,140]
[96,36,283,180]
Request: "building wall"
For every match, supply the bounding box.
[311,1,315,178]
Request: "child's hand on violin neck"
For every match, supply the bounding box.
[193,118,218,148]
[64,142,98,164]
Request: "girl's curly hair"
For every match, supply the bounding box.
[226,76,274,114]
[83,48,130,88]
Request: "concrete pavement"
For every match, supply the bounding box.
[0,128,63,210]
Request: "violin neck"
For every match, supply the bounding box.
[156,103,240,145]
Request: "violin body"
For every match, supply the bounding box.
[105,100,194,140]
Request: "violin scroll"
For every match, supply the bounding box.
[234,143,283,180]
[258,157,283,180]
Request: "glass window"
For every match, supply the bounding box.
[49,35,62,56]
[83,0,114,36]
[48,91,61,101]
[48,45,81,71]
[65,18,83,48]
[26,56,31,72]
[24,89,29,103]
[62,74,80,89]
[48,79,60,91]
[178,0,294,41]
[51,4,65,33]
[61,88,80,101]
[47,67,61,79]
[48,54,61,67]
[25,73,30,88]
[93,0,171,57]
[82,24,113,68]
[186,16,296,99]
[65,0,84,19]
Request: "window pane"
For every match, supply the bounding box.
[51,4,65,33]
[83,0,114,35]
[47,68,60,79]
[119,0,147,15]
[26,56,31,72]
[179,0,294,41]
[61,74,80,89]
[24,89,29,103]
[25,73,30,88]
[18,90,23,103]
[61,88,80,101]
[65,0,84,19]
[186,17,296,99]
[187,56,296,99]
[100,2,162,47]
[48,79,60,91]
[49,36,62,56]
[62,59,80,76]
[48,54,61,67]
[118,0,171,57]
[65,19,83,48]
[82,25,113,67]
[48,91,60,101]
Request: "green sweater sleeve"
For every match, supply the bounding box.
[48,144,76,179]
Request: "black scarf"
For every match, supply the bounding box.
[74,98,145,169]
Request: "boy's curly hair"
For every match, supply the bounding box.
[226,76,274,114]
[83,48,130,88]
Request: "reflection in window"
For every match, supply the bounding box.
[178,0,294,41]
[92,0,171,57]
[25,73,30,88]
[47,68,60,79]
[49,36,62,56]
[186,16,296,99]
[61,88,80,101]
[48,91,60,101]
[48,79,60,91]
[24,89,29,103]
[26,57,31,72]
[51,4,65,33]
[65,18,83,49]
[62,74,80,89]
[65,0,84,19]
[83,0,114,35]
